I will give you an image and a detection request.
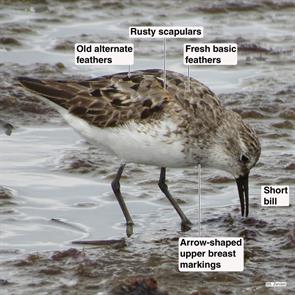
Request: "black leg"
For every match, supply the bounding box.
[158,167,192,228]
[111,164,134,237]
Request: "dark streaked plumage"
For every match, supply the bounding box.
[18,69,222,130]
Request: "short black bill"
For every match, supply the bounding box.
[236,173,249,217]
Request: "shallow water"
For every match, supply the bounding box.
[0,0,294,294]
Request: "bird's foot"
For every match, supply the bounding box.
[181,219,192,232]
[126,221,134,237]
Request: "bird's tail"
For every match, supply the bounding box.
[17,76,74,111]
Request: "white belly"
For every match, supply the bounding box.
[61,111,192,168]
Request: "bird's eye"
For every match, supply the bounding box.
[240,155,249,163]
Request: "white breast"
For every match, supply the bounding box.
[61,110,191,168]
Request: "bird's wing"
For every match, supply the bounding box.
[18,69,224,130]
[18,70,171,128]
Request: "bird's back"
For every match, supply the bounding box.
[18,69,224,130]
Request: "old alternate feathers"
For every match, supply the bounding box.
[18,69,224,134]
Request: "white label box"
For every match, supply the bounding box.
[261,185,290,206]
[179,237,244,272]
[184,43,238,65]
[75,43,134,65]
[129,26,203,39]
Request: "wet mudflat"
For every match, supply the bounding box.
[0,0,294,294]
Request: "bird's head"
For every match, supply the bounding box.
[208,110,261,217]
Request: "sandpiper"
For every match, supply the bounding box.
[18,69,261,236]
